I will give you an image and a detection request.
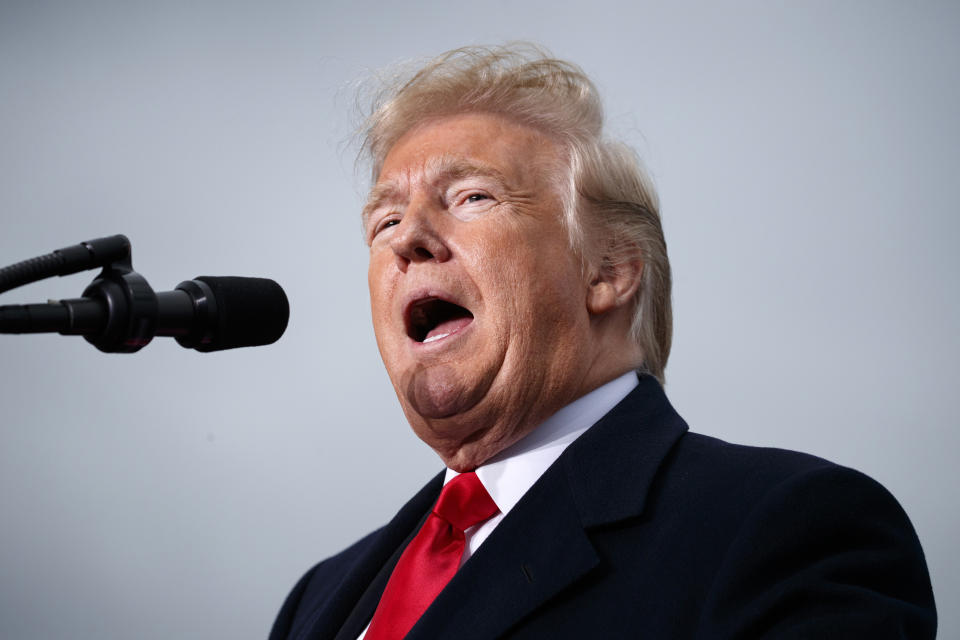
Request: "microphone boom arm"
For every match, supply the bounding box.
[0,235,132,296]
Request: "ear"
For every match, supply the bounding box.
[586,253,644,316]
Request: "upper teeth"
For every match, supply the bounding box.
[423,332,450,343]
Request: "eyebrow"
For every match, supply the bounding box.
[362,182,402,228]
[362,155,513,227]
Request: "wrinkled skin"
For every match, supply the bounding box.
[365,113,642,471]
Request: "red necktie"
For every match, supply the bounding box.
[364,471,499,640]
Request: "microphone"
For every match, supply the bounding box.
[0,276,289,353]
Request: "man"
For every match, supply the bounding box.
[271,45,936,639]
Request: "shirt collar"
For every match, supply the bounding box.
[444,371,639,517]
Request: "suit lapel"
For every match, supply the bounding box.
[408,458,599,640]
[408,375,689,639]
[562,374,689,527]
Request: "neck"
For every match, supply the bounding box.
[425,352,639,472]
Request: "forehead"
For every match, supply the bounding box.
[372,112,561,196]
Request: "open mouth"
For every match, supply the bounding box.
[406,297,474,343]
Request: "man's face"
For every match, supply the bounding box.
[365,113,597,469]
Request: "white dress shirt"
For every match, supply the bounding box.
[448,370,639,565]
[357,371,638,639]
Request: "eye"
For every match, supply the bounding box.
[449,189,497,222]
[455,191,493,208]
[369,216,400,241]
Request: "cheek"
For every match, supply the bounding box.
[368,258,396,331]
[492,238,582,307]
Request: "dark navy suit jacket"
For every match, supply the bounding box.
[271,375,936,639]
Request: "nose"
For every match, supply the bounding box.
[389,200,451,272]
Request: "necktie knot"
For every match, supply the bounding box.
[364,471,499,640]
[433,471,499,532]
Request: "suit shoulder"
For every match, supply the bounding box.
[640,433,937,636]
[268,527,384,640]
[667,431,859,498]
[650,432,918,540]
[677,431,836,472]
[668,436,939,637]
[295,526,385,602]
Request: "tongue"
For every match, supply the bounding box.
[424,316,473,342]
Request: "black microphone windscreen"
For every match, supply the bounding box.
[193,276,289,352]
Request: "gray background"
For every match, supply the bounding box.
[1,1,957,638]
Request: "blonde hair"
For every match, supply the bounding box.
[359,44,672,382]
